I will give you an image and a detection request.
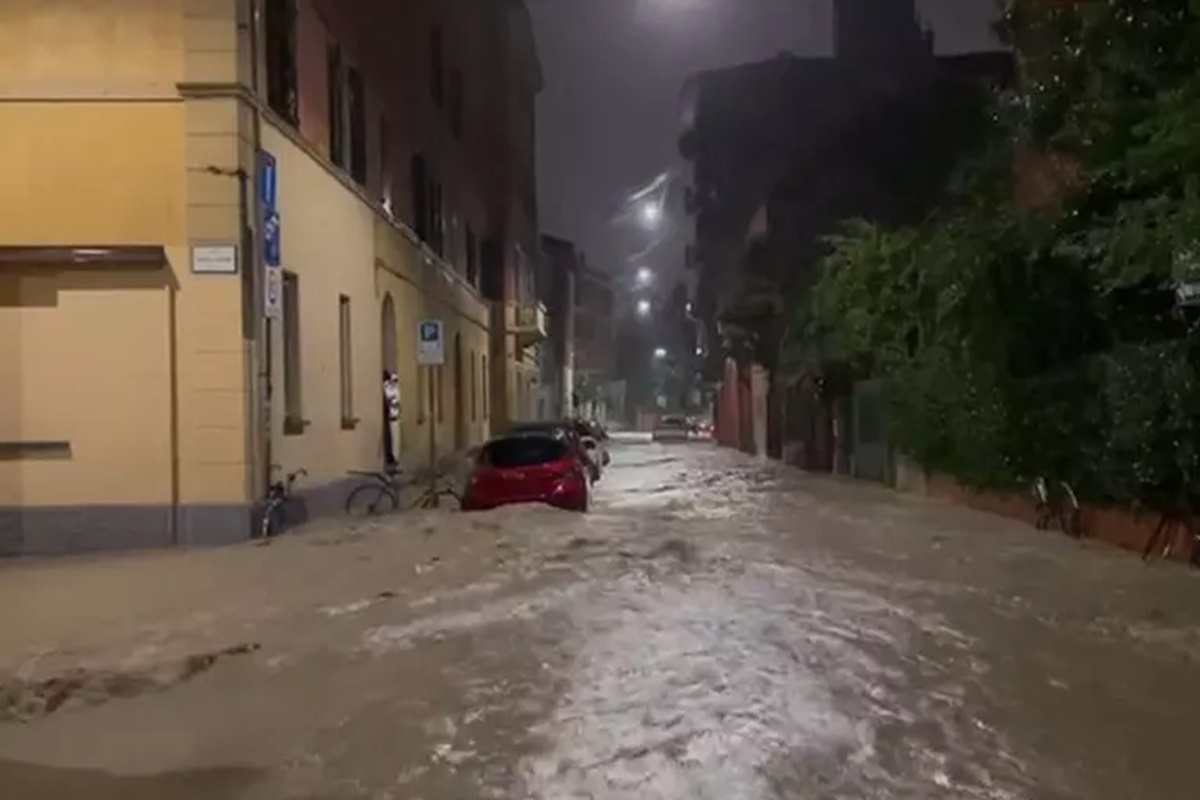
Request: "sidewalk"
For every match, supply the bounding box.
[0,504,566,721]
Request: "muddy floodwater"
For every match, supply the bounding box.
[2,441,1199,798]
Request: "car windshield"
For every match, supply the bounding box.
[481,437,569,468]
[659,417,686,427]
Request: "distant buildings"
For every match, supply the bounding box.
[537,235,620,424]
[679,0,1011,467]
[0,0,543,554]
[573,264,617,421]
[539,234,579,420]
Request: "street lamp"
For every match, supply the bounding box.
[636,266,655,286]
[637,299,652,317]
[640,201,663,229]
[654,347,668,359]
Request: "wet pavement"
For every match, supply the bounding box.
[2,441,1199,798]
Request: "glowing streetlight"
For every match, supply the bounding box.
[640,201,663,229]
[654,347,668,359]
[636,299,652,317]
[636,266,655,286]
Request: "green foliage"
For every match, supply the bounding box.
[799,0,1200,509]
[1098,340,1200,507]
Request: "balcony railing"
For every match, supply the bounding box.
[511,302,548,348]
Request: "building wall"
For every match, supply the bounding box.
[263,122,491,493]
[0,0,529,554]
[0,0,264,554]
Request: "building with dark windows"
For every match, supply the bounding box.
[679,0,1011,466]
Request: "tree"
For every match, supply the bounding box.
[802,0,1200,519]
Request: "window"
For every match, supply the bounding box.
[431,178,444,256]
[348,67,367,185]
[327,44,345,167]
[430,25,444,107]
[265,0,299,123]
[411,154,428,241]
[338,295,354,427]
[449,67,464,139]
[481,437,568,469]
[283,272,303,432]
[379,116,391,212]
[447,211,459,271]
[481,238,502,301]
[465,224,478,287]
[482,354,489,418]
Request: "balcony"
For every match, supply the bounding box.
[510,302,549,348]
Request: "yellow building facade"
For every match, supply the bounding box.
[1,0,540,554]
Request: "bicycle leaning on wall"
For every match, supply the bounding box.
[260,467,307,538]
[344,464,460,516]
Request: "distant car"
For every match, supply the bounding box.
[652,415,691,443]
[462,434,590,513]
[506,420,603,481]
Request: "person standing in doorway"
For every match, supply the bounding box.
[383,371,401,468]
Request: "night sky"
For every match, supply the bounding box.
[529,0,1003,287]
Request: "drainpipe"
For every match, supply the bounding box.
[247,0,269,503]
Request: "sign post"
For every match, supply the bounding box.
[417,321,445,499]
[259,151,282,319]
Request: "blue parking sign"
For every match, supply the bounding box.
[417,320,444,365]
[258,151,278,212]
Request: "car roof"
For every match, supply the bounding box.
[506,421,578,437]
[485,431,566,446]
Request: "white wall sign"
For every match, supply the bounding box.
[192,244,238,274]
[417,320,445,365]
[264,265,283,320]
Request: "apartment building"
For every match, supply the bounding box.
[0,0,543,554]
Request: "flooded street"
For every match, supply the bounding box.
[2,441,1199,799]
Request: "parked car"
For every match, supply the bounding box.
[571,418,611,469]
[652,415,691,443]
[461,434,590,512]
[506,420,603,482]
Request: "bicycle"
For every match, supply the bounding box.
[344,465,404,517]
[1033,477,1084,538]
[1141,506,1199,565]
[410,472,461,510]
[261,467,307,537]
[344,465,461,516]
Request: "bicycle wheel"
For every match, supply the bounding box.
[261,503,285,537]
[345,484,398,517]
[412,490,439,510]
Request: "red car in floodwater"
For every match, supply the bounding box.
[461,434,591,513]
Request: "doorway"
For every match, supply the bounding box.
[381,294,398,463]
